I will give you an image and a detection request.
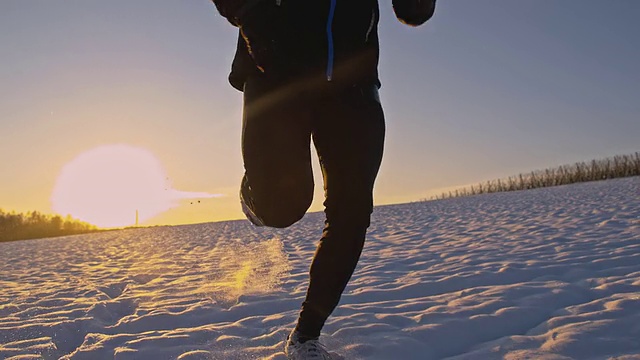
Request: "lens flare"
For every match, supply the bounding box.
[51,144,216,228]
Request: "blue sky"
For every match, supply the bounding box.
[0,0,638,224]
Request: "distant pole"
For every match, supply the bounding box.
[135,210,139,227]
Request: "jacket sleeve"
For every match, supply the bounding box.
[210,0,244,26]
[211,0,264,27]
[393,0,436,27]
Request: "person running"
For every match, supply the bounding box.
[211,0,436,358]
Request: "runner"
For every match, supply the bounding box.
[211,1,436,358]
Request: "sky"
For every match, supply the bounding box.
[1,0,638,227]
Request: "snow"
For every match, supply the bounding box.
[1,177,639,360]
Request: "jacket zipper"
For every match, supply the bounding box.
[326,0,337,81]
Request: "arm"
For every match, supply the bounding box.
[211,0,242,26]
[393,0,436,27]
[210,0,264,26]
[211,0,280,73]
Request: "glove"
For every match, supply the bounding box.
[393,0,436,26]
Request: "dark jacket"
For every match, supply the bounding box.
[212,0,435,91]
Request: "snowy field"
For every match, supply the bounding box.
[1,177,639,360]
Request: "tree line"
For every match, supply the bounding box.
[0,210,100,242]
[430,152,640,201]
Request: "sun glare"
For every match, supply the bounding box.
[51,144,191,228]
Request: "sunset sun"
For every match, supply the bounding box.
[51,144,200,228]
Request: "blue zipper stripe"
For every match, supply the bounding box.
[326,0,336,81]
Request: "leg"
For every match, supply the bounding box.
[240,77,314,228]
[295,84,386,337]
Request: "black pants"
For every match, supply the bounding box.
[240,76,385,338]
